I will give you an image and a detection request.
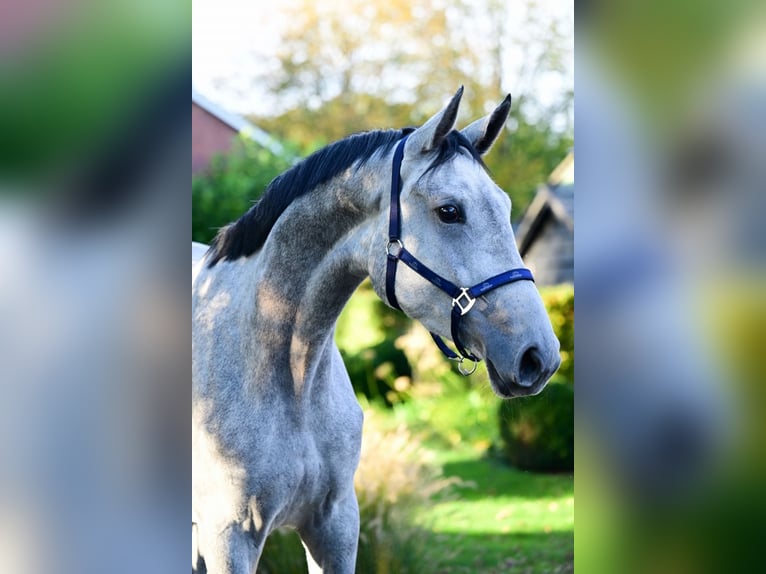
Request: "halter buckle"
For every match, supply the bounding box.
[386,239,404,258]
[457,357,478,376]
[452,288,476,315]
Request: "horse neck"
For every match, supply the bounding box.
[247,159,388,397]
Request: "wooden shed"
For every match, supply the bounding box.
[515,152,574,286]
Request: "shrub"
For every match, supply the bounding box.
[353,409,463,572]
[341,340,413,407]
[256,530,306,574]
[498,381,574,472]
[336,281,415,406]
[192,137,292,244]
[540,284,574,383]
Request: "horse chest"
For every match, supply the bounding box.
[263,426,359,528]
[283,403,362,486]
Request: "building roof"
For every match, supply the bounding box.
[192,87,285,156]
[515,152,574,257]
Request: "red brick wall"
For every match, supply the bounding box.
[192,103,238,174]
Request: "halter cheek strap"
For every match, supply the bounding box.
[385,134,534,374]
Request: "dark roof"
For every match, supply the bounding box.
[192,87,285,156]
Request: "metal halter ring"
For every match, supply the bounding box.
[457,357,478,376]
[452,288,476,315]
[386,239,404,258]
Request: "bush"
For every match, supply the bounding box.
[336,281,416,406]
[256,530,306,574]
[498,381,574,472]
[192,137,292,244]
[540,284,574,383]
[353,410,463,572]
[341,340,413,407]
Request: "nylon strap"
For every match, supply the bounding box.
[385,135,409,311]
[398,248,461,298]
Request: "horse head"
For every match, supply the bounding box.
[368,88,561,397]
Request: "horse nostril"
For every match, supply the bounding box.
[518,347,543,387]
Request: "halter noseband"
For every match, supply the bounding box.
[384,134,534,375]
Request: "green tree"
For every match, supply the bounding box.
[264,0,490,119]
[486,111,572,217]
[249,0,572,216]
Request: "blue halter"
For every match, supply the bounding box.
[384,134,534,374]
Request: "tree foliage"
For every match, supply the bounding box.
[192,137,292,244]
[249,0,572,217]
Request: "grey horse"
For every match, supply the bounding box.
[192,88,560,573]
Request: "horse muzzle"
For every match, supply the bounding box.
[485,341,561,398]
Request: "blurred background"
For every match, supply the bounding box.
[192,0,573,572]
[576,0,766,572]
[0,1,189,574]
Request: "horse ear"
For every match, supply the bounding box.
[405,86,464,156]
[461,94,512,156]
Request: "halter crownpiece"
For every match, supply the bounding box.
[385,133,535,375]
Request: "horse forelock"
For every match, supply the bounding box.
[425,129,488,175]
[205,127,485,268]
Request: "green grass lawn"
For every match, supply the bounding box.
[416,450,573,573]
[377,386,574,573]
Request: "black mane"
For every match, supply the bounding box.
[206,128,485,267]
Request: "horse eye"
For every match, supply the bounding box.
[437,204,463,224]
